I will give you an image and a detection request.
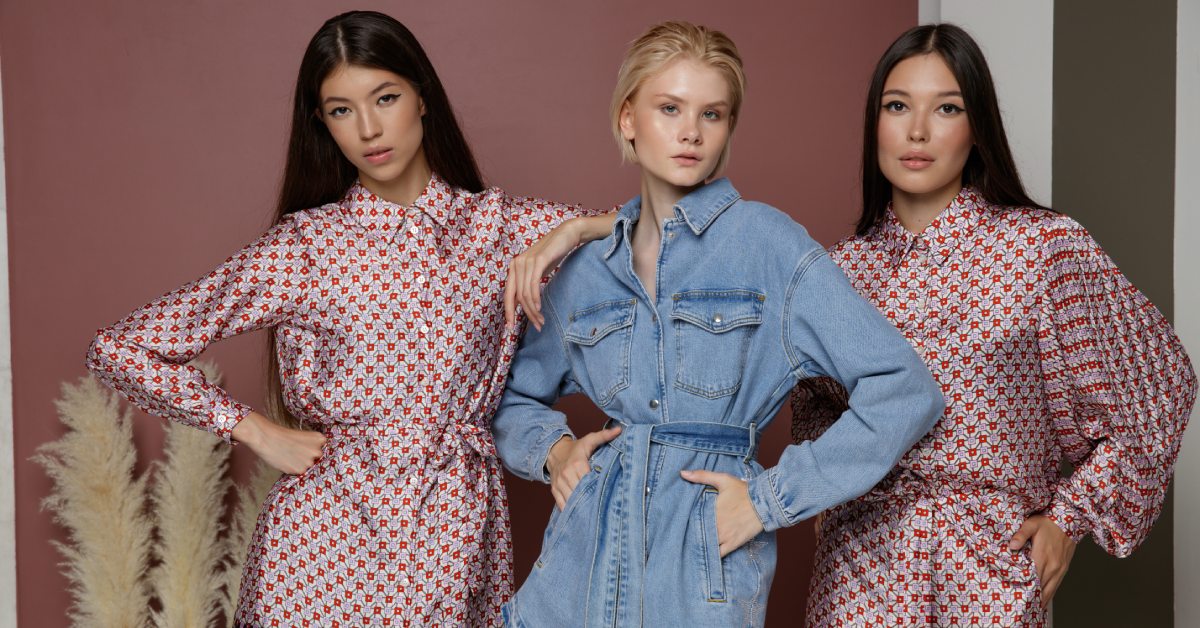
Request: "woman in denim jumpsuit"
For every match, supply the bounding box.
[493,22,945,627]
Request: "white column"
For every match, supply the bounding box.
[923,1,1055,207]
[0,59,17,628]
[1175,2,1200,627]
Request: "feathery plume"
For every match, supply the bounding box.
[148,361,232,627]
[33,375,154,627]
[219,460,280,619]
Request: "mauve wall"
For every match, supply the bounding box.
[0,1,915,625]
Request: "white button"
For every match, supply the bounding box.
[416,276,426,284]
[420,326,429,333]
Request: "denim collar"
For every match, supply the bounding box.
[874,186,988,266]
[604,178,741,258]
[341,172,453,233]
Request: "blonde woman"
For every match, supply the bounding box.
[493,22,945,627]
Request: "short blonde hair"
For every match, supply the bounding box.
[610,21,746,176]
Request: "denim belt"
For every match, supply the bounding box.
[601,419,759,626]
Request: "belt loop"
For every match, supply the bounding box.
[745,422,757,463]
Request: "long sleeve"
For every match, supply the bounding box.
[1037,218,1196,555]
[492,296,582,482]
[86,216,313,442]
[748,251,945,531]
[501,194,611,250]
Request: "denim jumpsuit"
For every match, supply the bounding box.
[493,179,944,627]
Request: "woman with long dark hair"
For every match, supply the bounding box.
[793,23,1196,625]
[86,10,608,625]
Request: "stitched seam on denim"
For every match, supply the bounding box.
[782,247,828,370]
[684,189,741,234]
[701,488,727,602]
[674,320,753,397]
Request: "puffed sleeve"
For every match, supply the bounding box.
[86,216,313,442]
[1037,217,1196,555]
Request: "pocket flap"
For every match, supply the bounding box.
[671,289,765,333]
[565,299,637,346]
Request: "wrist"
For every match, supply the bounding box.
[231,411,269,449]
[545,435,573,475]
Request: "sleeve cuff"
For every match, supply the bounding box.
[1045,499,1090,544]
[748,468,791,532]
[211,398,254,445]
[528,426,575,483]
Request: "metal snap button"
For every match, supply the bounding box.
[712,313,723,324]
[649,399,660,409]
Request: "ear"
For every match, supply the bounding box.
[419,96,427,117]
[314,108,327,125]
[619,100,636,141]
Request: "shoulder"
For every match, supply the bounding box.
[722,199,825,259]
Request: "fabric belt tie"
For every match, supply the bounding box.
[321,422,497,532]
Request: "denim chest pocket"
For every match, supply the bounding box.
[671,289,765,398]
[564,299,636,406]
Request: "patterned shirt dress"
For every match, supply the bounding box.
[87,174,591,626]
[794,188,1196,626]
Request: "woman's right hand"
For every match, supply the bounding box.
[544,426,622,510]
[231,411,326,475]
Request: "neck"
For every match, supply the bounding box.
[635,171,701,237]
[891,176,963,234]
[358,151,433,206]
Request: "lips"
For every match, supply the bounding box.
[900,150,934,171]
[364,147,394,165]
[672,153,702,166]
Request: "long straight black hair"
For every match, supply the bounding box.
[857,23,1047,236]
[267,11,484,426]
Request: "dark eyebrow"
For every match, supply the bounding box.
[321,82,402,107]
[882,88,962,98]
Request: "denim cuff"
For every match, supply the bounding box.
[748,468,790,532]
[527,426,575,484]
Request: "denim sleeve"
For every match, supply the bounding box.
[492,296,582,483]
[748,251,944,531]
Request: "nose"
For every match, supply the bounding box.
[358,109,382,142]
[680,119,702,145]
[907,115,928,143]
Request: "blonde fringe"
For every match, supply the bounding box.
[33,376,154,627]
[149,362,233,628]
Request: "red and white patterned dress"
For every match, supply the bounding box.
[793,188,1196,626]
[86,174,591,626]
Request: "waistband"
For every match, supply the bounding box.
[605,419,759,462]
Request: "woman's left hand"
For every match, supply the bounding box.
[504,220,583,331]
[1008,514,1076,608]
[681,469,765,557]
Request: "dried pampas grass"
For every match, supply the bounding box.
[37,361,281,628]
[149,362,233,628]
[219,460,280,619]
[33,375,154,627]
